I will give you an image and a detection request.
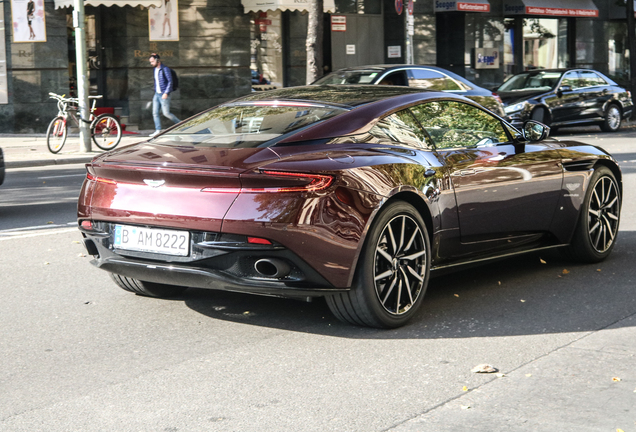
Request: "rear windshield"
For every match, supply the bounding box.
[151,102,348,147]
[313,71,381,85]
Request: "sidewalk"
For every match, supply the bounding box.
[1,131,154,169]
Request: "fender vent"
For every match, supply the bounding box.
[562,160,595,172]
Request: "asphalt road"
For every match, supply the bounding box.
[1,130,635,431]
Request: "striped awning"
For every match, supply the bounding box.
[54,0,162,8]
[434,0,490,13]
[503,0,598,17]
[241,0,335,13]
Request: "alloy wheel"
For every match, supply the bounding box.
[373,214,426,315]
[587,175,620,253]
[606,106,621,130]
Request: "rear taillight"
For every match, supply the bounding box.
[86,172,116,185]
[201,170,333,194]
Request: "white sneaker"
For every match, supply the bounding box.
[149,130,161,138]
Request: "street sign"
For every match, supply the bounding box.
[395,0,403,15]
[331,15,346,32]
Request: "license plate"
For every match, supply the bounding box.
[113,225,190,256]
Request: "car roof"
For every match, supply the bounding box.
[234,84,436,108]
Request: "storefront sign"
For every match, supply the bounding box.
[503,1,598,17]
[10,0,47,43]
[388,45,401,58]
[434,1,490,12]
[474,48,499,69]
[241,0,335,13]
[0,3,8,104]
[149,0,179,41]
[331,15,346,32]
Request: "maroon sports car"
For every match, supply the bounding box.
[78,86,621,328]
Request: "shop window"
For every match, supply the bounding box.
[335,0,381,14]
[250,11,283,90]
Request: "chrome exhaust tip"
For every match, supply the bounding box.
[254,258,291,278]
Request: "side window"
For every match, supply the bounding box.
[561,71,580,89]
[378,71,408,86]
[579,70,606,87]
[407,69,465,91]
[370,109,430,148]
[409,101,509,149]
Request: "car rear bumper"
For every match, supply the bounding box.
[81,222,343,298]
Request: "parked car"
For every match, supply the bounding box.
[313,64,506,117]
[78,86,622,328]
[497,68,633,132]
[0,148,5,186]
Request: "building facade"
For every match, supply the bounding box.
[0,0,633,133]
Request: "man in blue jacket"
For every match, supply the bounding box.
[149,53,180,137]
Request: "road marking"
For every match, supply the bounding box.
[37,174,87,179]
[0,227,79,240]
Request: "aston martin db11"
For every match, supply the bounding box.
[78,86,622,328]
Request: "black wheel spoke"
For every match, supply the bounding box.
[586,174,619,254]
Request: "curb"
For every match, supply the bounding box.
[6,156,96,169]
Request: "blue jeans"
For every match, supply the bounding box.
[152,92,180,131]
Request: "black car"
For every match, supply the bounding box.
[0,148,5,186]
[497,69,633,132]
[313,64,506,118]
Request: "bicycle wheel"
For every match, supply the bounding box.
[91,114,122,151]
[46,116,67,154]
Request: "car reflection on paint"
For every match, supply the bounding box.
[496,68,633,132]
[313,64,507,118]
[78,85,622,328]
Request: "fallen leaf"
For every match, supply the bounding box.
[47,221,54,224]
[471,364,498,374]
[612,377,621,382]
[243,311,250,315]
[617,429,624,432]
[72,241,81,244]
[462,386,468,391]
[496,373,506,378]
[454,294,459,297]
[597,269,601,272]
[525,374,532,377]
[540,258,546,264]
[77,253,86,257]
[520,299,526,303]
[44,262,50,265]
[562,269,570,275]
[461,405,471,410]
[498,281,501,285]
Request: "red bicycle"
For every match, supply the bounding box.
[46,92,122,153]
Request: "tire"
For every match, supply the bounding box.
[326,201,430,328]
[46,116,67,154]
[91,114,122,150]
[565,166,620,263]
[600,104,621,132]
[109,273,187,298]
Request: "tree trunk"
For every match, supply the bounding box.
[627,0,636,97]
[306,0,324,84]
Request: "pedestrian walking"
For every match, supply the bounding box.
[149,53,180,137]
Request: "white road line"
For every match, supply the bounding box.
[0,222,77,233]
[0,227,79,240]
[37,174,87,179]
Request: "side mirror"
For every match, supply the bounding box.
[557,85,572,97]
[522,120,550,142]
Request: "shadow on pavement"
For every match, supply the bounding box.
[181,230,636,339]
